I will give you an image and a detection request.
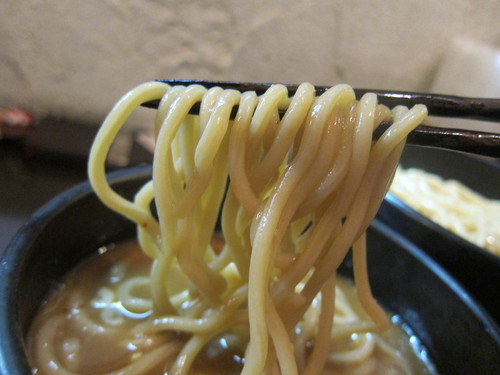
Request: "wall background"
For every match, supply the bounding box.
[1,0,499,130]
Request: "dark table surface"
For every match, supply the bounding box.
[0,119,155,256]
[0,141,88,255]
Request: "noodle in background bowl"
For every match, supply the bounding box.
[0,166,499,375]
[378,145,500,323]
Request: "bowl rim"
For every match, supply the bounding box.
[373,219,500,338]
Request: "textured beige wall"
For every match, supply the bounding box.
[1,0,499,127]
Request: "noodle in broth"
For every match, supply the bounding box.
[28,240,434,375]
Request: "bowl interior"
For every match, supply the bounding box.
[1,166,499,375]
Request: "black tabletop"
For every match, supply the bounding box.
[0,140,88,254]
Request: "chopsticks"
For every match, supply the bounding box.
[141,79,500,158]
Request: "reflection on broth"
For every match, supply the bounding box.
[27,240,435,375]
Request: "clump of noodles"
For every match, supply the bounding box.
[390,167,500,255]
[66,81,426,375]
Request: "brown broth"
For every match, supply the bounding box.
[27,240,436,375]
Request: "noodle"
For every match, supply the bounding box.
[29,81,429,375]
[390,167,500,255]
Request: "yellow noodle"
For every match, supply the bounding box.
[303,276,336,375]
[31,81,429,375]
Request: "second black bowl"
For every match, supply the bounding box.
[378,145,500,322]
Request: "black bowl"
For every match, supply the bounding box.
[378,145,500,322]
[1,166,499,375]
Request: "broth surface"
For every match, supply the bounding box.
[27,240,436,375]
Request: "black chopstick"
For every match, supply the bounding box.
[140,79,500,157]
[374,123,500,157]
[151,79,500,122]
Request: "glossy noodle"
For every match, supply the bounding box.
[28,81,429,374]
